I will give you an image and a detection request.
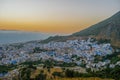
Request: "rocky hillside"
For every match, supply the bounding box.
[42,11,120,47]
[72,11,120,47]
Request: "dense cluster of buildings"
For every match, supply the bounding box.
[0,38,119,70]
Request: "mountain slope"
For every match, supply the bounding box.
[72,11,120,47]
[42,11,120,47]
[72,11,120,36]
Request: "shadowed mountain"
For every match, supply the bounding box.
[72,11,120,47]
[41,11,120,47]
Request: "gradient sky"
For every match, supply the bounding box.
[0,0,120,34]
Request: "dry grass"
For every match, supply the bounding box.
[54,78,114,80]
[31,67,62,79]
[30,67,114,80]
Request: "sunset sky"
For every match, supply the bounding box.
[0,0,119,34]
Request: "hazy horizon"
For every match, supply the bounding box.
[0,0,120,34]
[0,30,56,44]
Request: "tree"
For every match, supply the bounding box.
[19,67,32,80]
[65,69,74,77]
[35,71,46,80]
[52,72,63,78]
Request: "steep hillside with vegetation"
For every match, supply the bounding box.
[41,11,120,47]
[72,11,120,47]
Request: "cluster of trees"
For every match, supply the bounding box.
[65,69,92,78]
[43,60,54,68]
[35,70,46,80]
[92,66,120,80]
[0,65,9,73]
[104,52,120,64]
[97,38,111,44]
[19,68,31,80]
[0,65,16,73]
[54,62,77,67]
[21,58,78,68]
[33,47,48,53]
[52,72,64,78]
[64,66,120,80]
[18,65,37,80]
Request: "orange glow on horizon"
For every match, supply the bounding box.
[0,17,105,34]
[0,0,119,34]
